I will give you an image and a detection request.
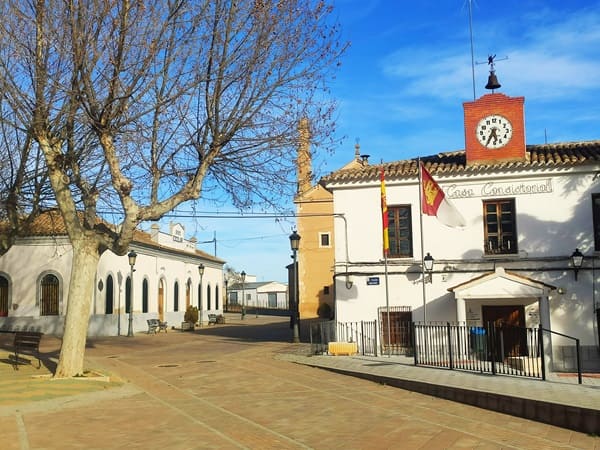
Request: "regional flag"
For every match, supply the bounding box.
[380,167,390,255]
[420,163,466,228]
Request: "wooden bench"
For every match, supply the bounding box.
[147,319,168,334]
[13,331,43,370]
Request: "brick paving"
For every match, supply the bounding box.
[0,314,598,449]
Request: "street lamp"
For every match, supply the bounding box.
[198,264,205,326]
[127,250,137,337]
[289,230,301,343]
[424,252,434,283]
[571,248,584,281]
[240,270,246,320]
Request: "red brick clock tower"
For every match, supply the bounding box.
[463,66,526,166]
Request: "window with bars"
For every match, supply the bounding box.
[0,275,8,317]
[483,198,517,255]
[40,274,60,316]
[387,205,413,258]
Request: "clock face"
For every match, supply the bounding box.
[476,114,513,149]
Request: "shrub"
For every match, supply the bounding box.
[184,305,198,324]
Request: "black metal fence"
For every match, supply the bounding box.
[309,320,378,356]
[413,322,544,379]
[309,320,583,383]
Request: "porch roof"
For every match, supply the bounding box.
[447,267,557,300]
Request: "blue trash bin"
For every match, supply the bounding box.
[469,327,486,359]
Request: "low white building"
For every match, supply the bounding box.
[227,279,288,311]
[0,214,225,336]
[321,92,600,371]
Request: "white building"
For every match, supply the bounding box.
[0,213,225,336]
[321,92,600,371]
[227,279,288,311]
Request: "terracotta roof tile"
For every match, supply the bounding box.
[321,140,600,184]
[6,210,220,262]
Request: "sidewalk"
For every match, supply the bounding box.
[278,348,600,434]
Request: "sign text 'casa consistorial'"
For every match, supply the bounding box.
[446,179,553,199]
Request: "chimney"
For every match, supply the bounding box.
[297,118,312,195]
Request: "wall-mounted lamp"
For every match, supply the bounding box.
[570,248,584,281]
[424,252,434,283]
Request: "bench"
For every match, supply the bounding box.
[147,319,168,334]
[13,331,43,370]
[208,314,218,325]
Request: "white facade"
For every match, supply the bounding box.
[227,281,288,310]
[0,221,225,336]
[325,156,599,371]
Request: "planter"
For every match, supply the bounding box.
[181,322,195,331]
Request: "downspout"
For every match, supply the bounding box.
[334,213,353,289]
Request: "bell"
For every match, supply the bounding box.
[485,72,501,90]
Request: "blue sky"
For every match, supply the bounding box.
[162,0,600,282]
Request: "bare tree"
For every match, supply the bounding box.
[0,0,345,377]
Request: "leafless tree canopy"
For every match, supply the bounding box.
[0,0,345,252]
[0,0,345,377]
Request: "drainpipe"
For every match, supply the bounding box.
[334,214,353,289]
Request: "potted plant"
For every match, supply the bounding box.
[182,305,198,331]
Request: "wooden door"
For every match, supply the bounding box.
[158,279,165,321]
[482,305,527,359]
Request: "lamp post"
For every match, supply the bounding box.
[240,270,246,320]
[127,250,137,337]
[224,278,229,312]
[571,248,584,281]
[424,252,434,283]
[289,230,301,343]
[198,264,205,326]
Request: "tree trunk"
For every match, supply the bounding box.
[54,238,99,378]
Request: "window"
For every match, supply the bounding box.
[142,279,149,313]
[319,232,330,248]
[207,285,211,310]
[268,292,277,308]
[483,199,517,255]
[105,275,114,314]
[40,274,60,316]
[125,277,132,313]
[215,285,219,310]
[593,194,600,251]
[323,286,330,295]
[387,205,413,258]
[0,275,9,317]
[174,281,179,312]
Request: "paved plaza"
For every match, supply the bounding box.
[0,314,599,449]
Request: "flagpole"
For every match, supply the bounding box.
[417,158,427,324]
[384,252,391,358]
[380,165,392,357]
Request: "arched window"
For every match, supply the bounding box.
[207,284,211,311]
[40,274,60,316]
[215,285,219,310]
[125,276,132,313]
[0,275,9,317]
[174,281,179,312]
[197,283,203,311]
[186,279,192,309]
[105,275,114,314]
[142,279,149,313]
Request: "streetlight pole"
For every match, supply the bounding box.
[127,250,137,337]
[241,270,246,320]
[198,264,205,327]
[289,231,301,343]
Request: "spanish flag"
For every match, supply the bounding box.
[380,167,390,255]
[420,163,466,228]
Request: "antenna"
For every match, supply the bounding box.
[467,0,476,100]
